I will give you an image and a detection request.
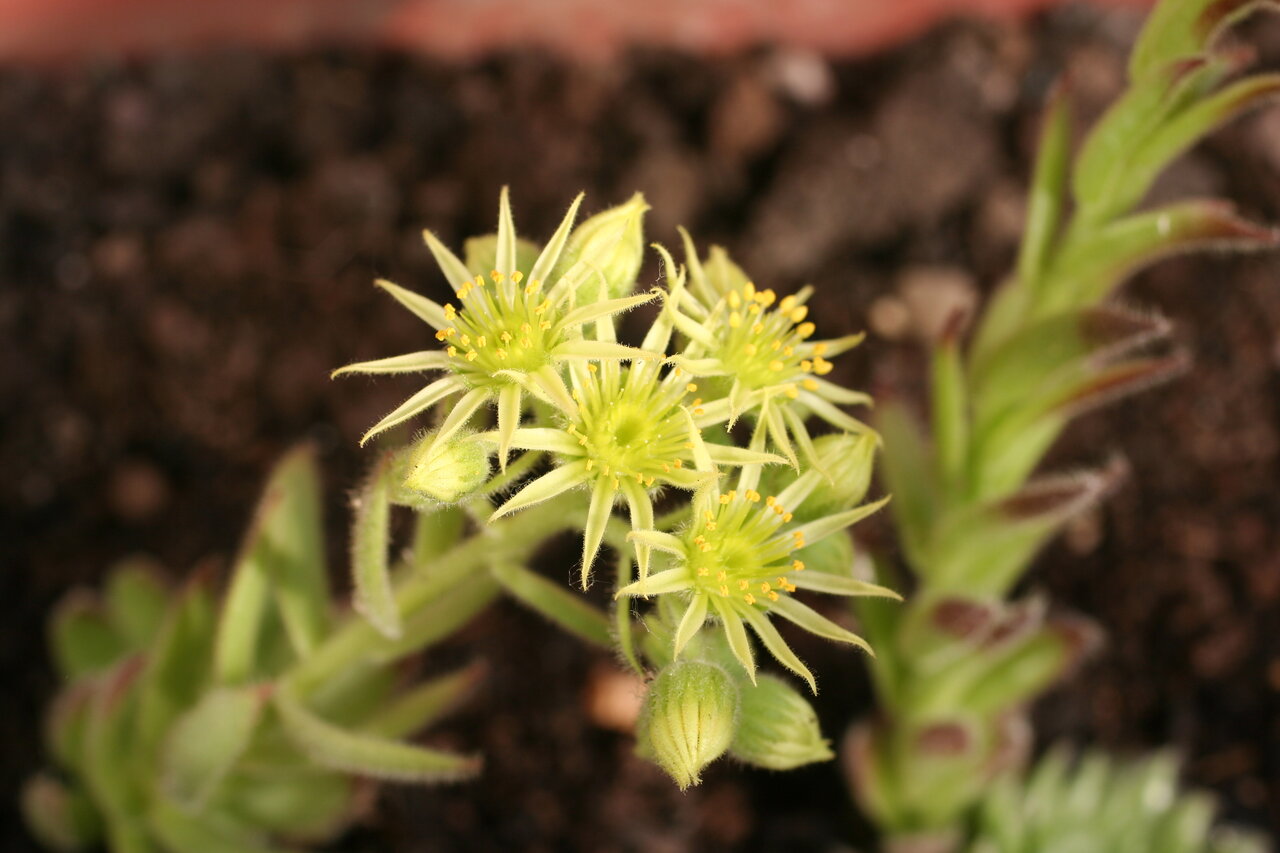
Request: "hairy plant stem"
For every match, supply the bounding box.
[286,498,577,695]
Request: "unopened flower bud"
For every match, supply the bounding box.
[401,433,490,504]
[636,661,738,789]
[807,432,877,514]
[552,193,649,302]
[731,674,833,770]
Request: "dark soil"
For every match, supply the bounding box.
[5,5,1280,850]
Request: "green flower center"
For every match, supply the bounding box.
[567,368,695,487]
[684,490,805,608]
[712,283,834,390]
[437,271,559,385]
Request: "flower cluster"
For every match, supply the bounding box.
[336,190,893,694]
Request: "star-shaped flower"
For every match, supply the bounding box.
[617,467,896,691]
[335,189,659,465]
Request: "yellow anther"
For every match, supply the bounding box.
[802,378,818,391]
[813,342,828,355]
[465,351,478,361]
[744,593,756,605]
[719,584,729,596]
[785,384,799,399]
[435,330,449,341]
[814,358,834,375]
[760,582,771,594]
[587,363,598,373]
[447,345,458,357]
[748,303,762,315]
[613,477,620,488]
[686,383,698,393]
[771,340,782,351]
[774,504,785,516]
[694,407,705,415]
[779,295,797,313]
[704,521,716,531]
[460,335,471,346]
[767,591,780,601]
[783,512,793,522]
[792,560,805,571]
[585,459,595,471]
[490,270,504,283]
[476,336,487,348]
[758,289,776,306]
[720,493,732,505]
[540,320,552,330]
[728,290,742,309]
[800,359,813,372]
[673,459,683,468]
[636,473,645,483]
[746,490,760,503]
[729,311,742,328]
[766,495,776,507]
[697,566,709,576]
[646,476,655,486]
[705,511,715,521]
[683,442,694,449]
[474,274,484,287]
[511,270,524,283]
[769,360,785,372]
[717,570,728,582]
[444,303,457,317]
[752,323,765,335]
[738,579,750,591]
[496,348,507,360]
[744,282,756,300]
[521,337,532,347]
[790,306,808,323]
[783,346,794,356]
[744,343,758,356]
[797,322,816,339]
[500,330,513,343]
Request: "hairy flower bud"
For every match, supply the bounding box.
[552,192,649,302]
[806,432,877,514]
[636,660,738,789]
[731,674,833,770]
[401,432,490,504]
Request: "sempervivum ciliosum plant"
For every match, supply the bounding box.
[969,749,1268,853]
[334,188,658,460]
[328,190,895,789]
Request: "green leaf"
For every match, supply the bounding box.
[1018,80,1073,289]
[257,446,331,658]
[21,774,101,852]
[135,574,218,760]
[876,399,938,570]
[220,770,354,844]
[148,794,288,853]
[365,572,499,665]
[104,557,170,650]
[491,562,612,647]
[1130,0,1277,82]
[351,454,401,640]
[931,324,970,495]
[82,659,151,853]
[361,661,487,739]
[161,686,266,809]
[927,465,1123,595]
[1040,200,1278,312]
[274,686,481,783]
[50,592,126,680]
[214,445,330,683]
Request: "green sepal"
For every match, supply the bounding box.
[463,233,541,279]
[490,562,612,647]
[1018,79,1073,291]
[161,685,268,809]
[274,685,481,783]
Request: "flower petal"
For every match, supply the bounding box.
[787,496,891,547]
[624,529,687,555]
[768,596,873,653]
[552,340,661,362]
[737,604,816,693]
[359,377,465,446]
[375,279,451,330]
[473,427,582,455]
[616,567,693,598]
[711,596,756,684]
[673,593,709,659]
[331,351,451,378]
[495,186,518,276]
[787,570,901,600]
[529,193,584,287]
[495,384,522,473]
[807,377,873,406]
[420,232,475,290]
[798,391,873,435]
[434,387,490,446]
[489,460,591,521]
[555,291,658,334]
[704,444,787,467]
[582,479,618,589]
